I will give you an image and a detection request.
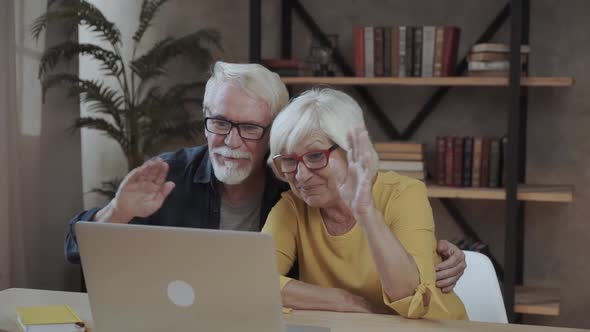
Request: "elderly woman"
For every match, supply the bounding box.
[262,88,467,319]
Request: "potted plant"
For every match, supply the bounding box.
[33,0,222,196]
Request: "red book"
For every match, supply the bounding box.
[353,26,365,77]
[442,26,461,76]
[445,137,454,186]
[453,136,464,187]
[436,136,446,185]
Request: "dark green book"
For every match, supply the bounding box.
[412,26,422,77]
[383,27,392,76]
[489,138,501,187]
[405,27,414,77]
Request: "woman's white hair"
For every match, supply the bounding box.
[203,61,289,119]
[268,88,379,175]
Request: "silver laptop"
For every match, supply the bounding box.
[76,222,323,332]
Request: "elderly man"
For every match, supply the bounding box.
[65,61,466,294]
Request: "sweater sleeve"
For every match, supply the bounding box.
[381,180,466,319]
[261,194,300,289]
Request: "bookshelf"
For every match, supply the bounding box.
[515,286,560,316]
[250,0,572,322]
[427,184,573,203]
[282,76,574,87]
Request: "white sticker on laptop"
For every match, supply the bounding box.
[167,280,195,307]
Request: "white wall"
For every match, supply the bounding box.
[79,0,141,208]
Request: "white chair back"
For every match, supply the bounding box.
[453,250,508,323]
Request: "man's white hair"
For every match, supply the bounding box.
[268,88,379,175]
[203,61,289,119]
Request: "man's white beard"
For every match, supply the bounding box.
[210,146,253,185]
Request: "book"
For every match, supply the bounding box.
[467,70,528,77]
[442,26,460,76]
[480,137,491,187]
[405,26,414,77]
[390,26,399,77]
[489,138,501,187]
[453,136,464,187]
[412,26,423,77]
[353,26,365,77]
[398,26,407,77]
[16,305,85,332]
[433,26,445,77]
[444,137,454,186]
[374,27,384,76]
[377,152,423,161]
[373,142,423,154]
[463,137,473,187]
[364,26,375,77]
[421,26,436,77]
[472,137,482,187]
[471,43,531,53]
[378,160,424,171]
[468,61,510,71]
[383,27,392,76]
[468,52,528,62]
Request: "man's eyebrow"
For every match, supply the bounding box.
[203,108,267,127]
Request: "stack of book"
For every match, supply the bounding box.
[261,58,302,77]
[436,136,507,188]
[467,43,530,77]
[375,141,425,180]
[353,26,460,78]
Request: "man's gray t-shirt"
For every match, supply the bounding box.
[219,196,262,232]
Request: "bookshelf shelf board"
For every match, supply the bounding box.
[426,184,573,203]
[515,286,560,316]
[281,76,574,87]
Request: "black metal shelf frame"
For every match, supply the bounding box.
[250,0,530,322]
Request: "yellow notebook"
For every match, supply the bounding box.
[16,305,85,332]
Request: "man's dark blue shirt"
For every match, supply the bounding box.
[65,145,288,264]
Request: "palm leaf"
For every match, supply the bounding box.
[142,120,203,156]
[32,0,121,47]
[39,41,122,78]
[42,73,125,129]
[131,30,222,83]
[73,117,130,153]
[136,82,203,155]
[133,0,168,45]
[135,82,202,119]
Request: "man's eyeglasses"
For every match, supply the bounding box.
[204,117,268,140]
[272,145,339,174]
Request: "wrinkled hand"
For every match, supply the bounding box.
[109,157,175,223]
[338,128,378,219]
[435,240,466,292]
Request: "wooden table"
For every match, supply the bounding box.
[0,288,587,332]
